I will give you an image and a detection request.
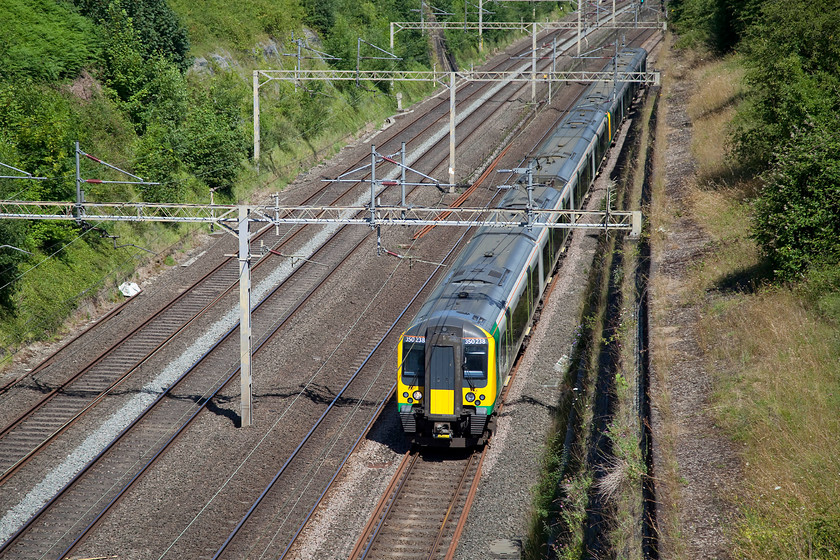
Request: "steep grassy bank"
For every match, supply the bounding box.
[652,46,840,558]
[685,55,840,559]
[0,0,559,364]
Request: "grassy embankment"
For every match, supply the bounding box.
[654,49,840,558]
[1,0,564,363]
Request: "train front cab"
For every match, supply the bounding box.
[398,326,497,447]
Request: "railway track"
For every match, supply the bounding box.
[275,27,661,560]
[0,213,385,558]
[350,449,484,560]
[0,9,659,558]
[0,11,609,494]
[0,16,576,480]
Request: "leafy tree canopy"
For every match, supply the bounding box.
[72,0,192,71]
[0,0,101,81]
[732,0,840,168]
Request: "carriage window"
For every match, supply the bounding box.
[401,343,425,386]
[542,239,552,281]
[529,264,540,305]
[500,329,508,373]
[512,290,530,346]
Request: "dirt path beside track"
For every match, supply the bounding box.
[648,37,743,559]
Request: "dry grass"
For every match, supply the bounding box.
[699,290,840,558]
[687,57,745,181]
[683,47,840,560]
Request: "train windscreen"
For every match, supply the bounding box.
[464,342,488,388]
[402,343,425,386]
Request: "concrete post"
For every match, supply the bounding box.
[449,72,456,190]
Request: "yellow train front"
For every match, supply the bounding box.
[398,319,500,447]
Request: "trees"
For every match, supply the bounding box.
[752,122,840,279]
[72,0,191,70]
[672,0,840,279]
[732,0,840,170]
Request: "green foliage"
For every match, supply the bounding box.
[178,89,249,195]
[673,0,840,282]
[167,0,304,52]
[133,123,186,202]
[732,0,840,169]
[0,81,82,201]
[302,0,336,32]
[797,265,840,328]
[752,121,840,280]
[0,221,29,311]
[668,0,762,52]
[100,8,190,129]
[0,0,101,81]
[73,0,191,70]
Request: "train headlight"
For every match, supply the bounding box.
[407,398,413,403]
[402,392,409,398]
[413,391,423,401]
[465,392,476,402]
[479,395,486,401]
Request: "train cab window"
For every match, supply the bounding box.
[464,342,488,388]
[401,343,425,386]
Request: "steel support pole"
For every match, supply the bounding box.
[577,0,582,56]
[401,142,407,206]
[390,24,395,90]
[253,71,260,167]
[549,37,556,104]
[238,206,253,427]
[370,145,377,223]
[479,0,483,52]
[613,0,616,25]
[449,72,456,190]
[75,141,82,218]
[531,22,537,102]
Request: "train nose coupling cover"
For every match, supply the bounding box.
[433,422,452,438]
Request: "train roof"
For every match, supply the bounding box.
[533,48,647,184]
[406,186,560,338]
[404,48,647,341]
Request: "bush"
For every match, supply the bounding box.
[177,82,249,195]
[73,0,191,70]
[731,0,840,170]
[0,0,101,81]
[752,121,840,279]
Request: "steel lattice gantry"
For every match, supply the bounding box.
[0,198,640,426]
[0,200,641,233]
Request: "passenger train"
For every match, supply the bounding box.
[397,48,648,446]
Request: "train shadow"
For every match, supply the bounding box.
[364,395,413,455]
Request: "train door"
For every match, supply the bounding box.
[424,325,463,418]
